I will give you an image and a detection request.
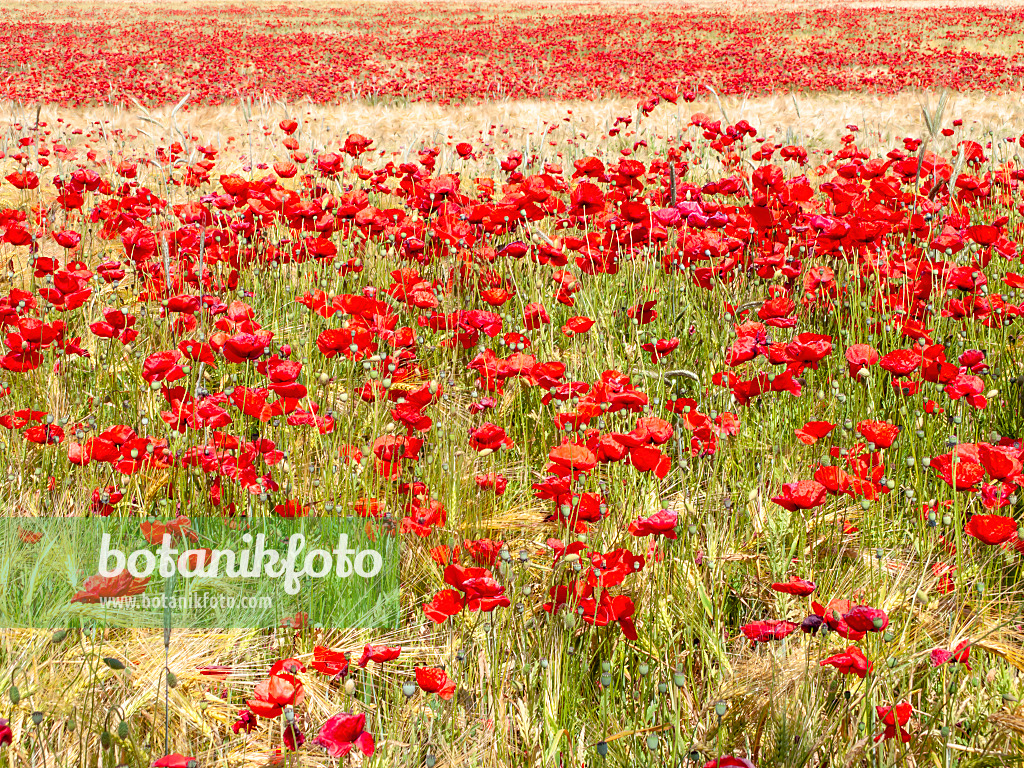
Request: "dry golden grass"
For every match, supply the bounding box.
[5,90,1023,170]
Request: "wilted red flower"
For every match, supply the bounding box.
[357,644,401,667]
[741,620,799,643]
[71,571,150,603]
[283,724,305,751]
[875,701,912,742]
[930,640,972,670]
[232,710,258,735]
[820,646,872,678]
[770,576,816,596]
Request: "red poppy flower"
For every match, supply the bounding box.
[977,444,1022,480]
[152,755,194,768]
[856,420,899,449]
[703,758,756,768]
[878,349,921,377]
[964,514,1018,545]
[795,421,835,445]
[842,606,889,633]
[247,672,304,719]
[628,509,678,539]
[812,599,865,641]
[930,453,986,490]
[562,316,594,335]
[424,585,466,622]
[523,302,550,330]
[845,343,879,377]
[547,441,598,474]
[771,481,827,511]
[469,422,513,452]
[313,712,375,757]
[415,666,457,699]
[626,300,657,324]
[274,499,309,518]
[310,646,349,679]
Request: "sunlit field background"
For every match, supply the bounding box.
[2,1,1024,766]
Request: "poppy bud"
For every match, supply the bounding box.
[117,720,129,739]
[8,685,19,704]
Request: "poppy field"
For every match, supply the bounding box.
[3,1,1024,767]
